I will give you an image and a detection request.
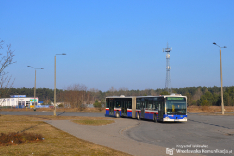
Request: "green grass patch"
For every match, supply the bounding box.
[73,119,115,126]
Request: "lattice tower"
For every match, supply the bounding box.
[163,43,172,93]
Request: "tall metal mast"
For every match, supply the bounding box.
[163,43,172,93]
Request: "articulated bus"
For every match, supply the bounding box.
[105,95,187,122]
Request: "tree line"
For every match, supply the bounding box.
[3,85,234,107]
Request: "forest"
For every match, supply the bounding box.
[2,85,234,107]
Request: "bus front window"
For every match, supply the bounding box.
[166,97,186,115]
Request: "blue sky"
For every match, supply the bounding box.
[1,0,234,91]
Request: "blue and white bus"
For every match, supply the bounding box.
[105,95,187,122]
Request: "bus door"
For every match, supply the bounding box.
[121,100,127,116]
[140,101,145,118]
[158,102,164,120]
[109,101,114,115]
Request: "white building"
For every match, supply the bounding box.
[0,95,39,108]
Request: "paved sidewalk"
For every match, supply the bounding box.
[45,119,201,156]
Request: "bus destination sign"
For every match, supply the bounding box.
[167,97,185,101]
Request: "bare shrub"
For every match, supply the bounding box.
[201,106,209,112]
[0,132,43,146]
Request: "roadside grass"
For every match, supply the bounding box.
[0,115,129,156]
[72,119,114,126]
[188,106,234,113]
[198,112,234,116]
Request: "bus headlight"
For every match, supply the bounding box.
[165,117,169,121]
[183,117,187,120]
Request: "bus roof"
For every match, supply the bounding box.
[106,95,186,98]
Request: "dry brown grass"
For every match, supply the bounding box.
[0,115,130,156]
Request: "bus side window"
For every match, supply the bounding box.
[117,101,121,108]
[110,101,113,110]
[106,99,109,108]
[129,101,132,109]
[148,104,152,110]
[136,102,140,109]
[115,101,119,108]
[153,101,158,111]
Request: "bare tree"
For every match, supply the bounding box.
[118,87,128,96]
[60,84,88,111]
[108,86,117,96]
[192,88,203,101]
[0,39,15,101]
[89,88,99,103]
[0,40,15,98]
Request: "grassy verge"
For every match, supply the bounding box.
[188,106,234,113]
[72,119,115,126]
[0,115,130,156]
[197,112,234,116]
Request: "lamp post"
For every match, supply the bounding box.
[27,66,44,110]
[54,53,66,116]
[213,42,227,115]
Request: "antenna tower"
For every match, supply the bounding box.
[163,43,172,93]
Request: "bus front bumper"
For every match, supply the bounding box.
[163,117,187,122]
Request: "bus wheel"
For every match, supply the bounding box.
[137,112,140,120]
[115,111,119,118]
[154,114,157,123]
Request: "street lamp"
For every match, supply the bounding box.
[54,53,66,116]
[213,42,227,115]
[27,66,44,110]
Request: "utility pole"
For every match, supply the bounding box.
[54,53,66,116]
[213,42,226,115]
[27,66,44,111]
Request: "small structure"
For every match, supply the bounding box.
[0,95,39,108]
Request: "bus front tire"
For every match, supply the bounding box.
[137,112,140,120]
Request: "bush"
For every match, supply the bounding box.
[79,104,87,111]
[93,100,102,111]
[58,104,64,108]
[0,132,43,146]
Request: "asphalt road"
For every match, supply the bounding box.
[125,113,234,155]
[2,111,234,155]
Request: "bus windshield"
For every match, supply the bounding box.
[166,97,186,115]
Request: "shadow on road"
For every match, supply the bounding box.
[188,119,232,129]
[105,115,186,124]
[57,111,66,116]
